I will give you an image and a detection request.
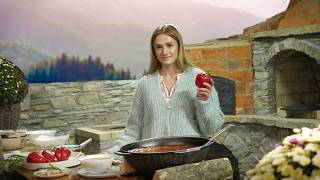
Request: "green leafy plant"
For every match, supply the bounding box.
[7,154,27,174]
[0,57,28,106]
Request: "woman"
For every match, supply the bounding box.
[108,24,224,154]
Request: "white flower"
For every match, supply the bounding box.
[277,163,294,177]
[312,154,320,168]
[305,143,320,152]
[257,157,272,167]
[293,128,302,134]
[246,126,320,179]
[272,157,286,165]
[292,154,311,166]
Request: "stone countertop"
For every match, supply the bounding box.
[225,115,320,129]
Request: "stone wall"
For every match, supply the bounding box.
[19,80,137,142]
[216,122,293,179]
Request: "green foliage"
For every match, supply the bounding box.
[7,155,27,174]
[0,58,28,106]
[27,53,134,83]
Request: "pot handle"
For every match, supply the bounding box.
[114,151,130,155]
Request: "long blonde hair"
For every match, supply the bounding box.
[145,24,193,75]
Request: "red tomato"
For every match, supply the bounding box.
[27,152,48,163]
[41,149,55,162]
[55,147,72,161]
[195,73,212,88]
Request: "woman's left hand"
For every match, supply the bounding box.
[196,78,214,101]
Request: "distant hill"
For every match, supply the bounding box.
[0,0,264,76]
[0,41,50,72]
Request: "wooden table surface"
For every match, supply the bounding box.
[4,144,146,180]
[15,165,144,180]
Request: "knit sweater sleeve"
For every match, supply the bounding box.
[106,79,144,154]
[194,70,224,135]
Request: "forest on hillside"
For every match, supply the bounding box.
[27,53,135,83]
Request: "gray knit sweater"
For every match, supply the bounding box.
[107,67,224,153]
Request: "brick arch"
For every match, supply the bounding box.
[264,38,320,68]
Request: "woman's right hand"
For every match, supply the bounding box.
[196,78,214,101]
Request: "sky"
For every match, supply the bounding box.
[0,0,291,77]
[192,0,290,18]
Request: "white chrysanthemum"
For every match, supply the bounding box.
[257,157,272,167]
[277,163,294,177]
[261,172,275,180]
[290,168,303,178]
[292,154,311,166]
[305,143,320,152]
[272,157,286,166]
[246,126,320,180]
[291,146,306,155]
[312,154,320,168]
[246,169,257,176]
[293,128,302,134]
[250,175,263,180]
[269,151,285,159]
[301,127,312,135]
[283,134,300,145]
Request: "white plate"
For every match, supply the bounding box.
[33,168,70,178]
[77,166,119,178]
[23,152,84,170]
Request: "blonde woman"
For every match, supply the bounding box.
[108,24,224,154]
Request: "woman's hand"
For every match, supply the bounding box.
[196,78,214,101]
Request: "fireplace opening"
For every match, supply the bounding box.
[275,50,320,118]
[212,76,236,115]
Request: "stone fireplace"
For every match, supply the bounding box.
[252,32,320,119]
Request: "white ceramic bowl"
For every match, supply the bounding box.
[32,134,69,146]
[27,130,56,145]
[78,154,113,174]
[2,135,28,151]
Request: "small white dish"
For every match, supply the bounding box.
[77,166,119,178]
[78,154,113,174]
[33,168,70,178]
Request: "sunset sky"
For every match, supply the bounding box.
[0,0,291,76]
[191,0,290,18]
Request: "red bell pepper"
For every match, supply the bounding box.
[195,73,212,88]
[55,147,72,161]
[27,152,48,163]
[41,149,55,162]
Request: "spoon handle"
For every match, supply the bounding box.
[204,124,234,146]
[177,124,235,153]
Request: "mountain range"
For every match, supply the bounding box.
[0,0,264,76]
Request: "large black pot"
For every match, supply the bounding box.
[115,136,211,177]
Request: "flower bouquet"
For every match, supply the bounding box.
[0,57,28,129]
[0,57,28,105]
[246,126,320,180]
